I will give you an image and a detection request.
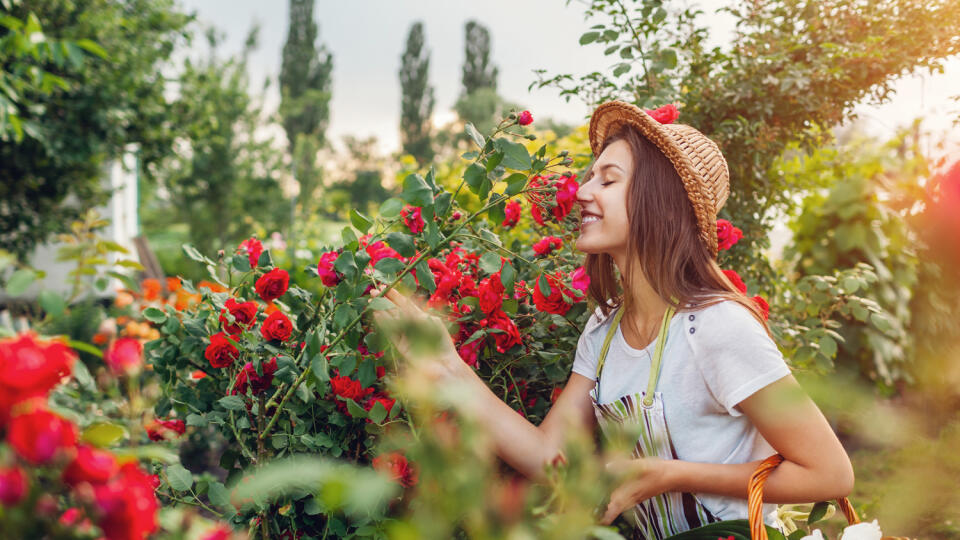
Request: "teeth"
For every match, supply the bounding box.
[582,216,600,224]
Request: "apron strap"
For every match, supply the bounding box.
[594,300,677,406]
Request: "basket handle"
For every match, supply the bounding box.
[748,454,860,540]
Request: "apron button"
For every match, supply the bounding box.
[689,327,696,334]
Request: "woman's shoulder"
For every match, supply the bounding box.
[581,305,619,339]
[681,298,767,344]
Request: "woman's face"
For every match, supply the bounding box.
[575,139,633,258]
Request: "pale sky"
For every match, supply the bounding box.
[178,0,960,166]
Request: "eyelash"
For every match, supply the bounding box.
[600,181,614,186]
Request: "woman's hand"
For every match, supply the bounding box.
[599,456,670,525]
[369,286,465,383]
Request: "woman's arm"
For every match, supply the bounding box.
[373,287,597,482]
[600,375,854,524]
[666,374,854,502]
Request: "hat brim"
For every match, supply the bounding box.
[587,101,721,257]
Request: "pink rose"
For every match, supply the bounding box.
[317,251,341,287]
[401,205,426,234]
[571,266,590,294]
[502,200,521,228]
[533,236,563,256]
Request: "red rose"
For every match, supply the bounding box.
[484,309,521,353]
[451,211,463,220]
[478,273,505,314]
[232,357,278,396]
[752,295,770,321]
[330,374,374,415]
[717,219,744,251]
[205,333,239,369]
[550,386,563,403]
[317,251,341,287]
[199,526,233,540]
[255,268,289,302]
[533,236,563,256]
[401,205,426,234]
[366,241,402,268]
[0,466,28,506]
[260,311,293,341]
[93,462,159,540]
[517,110,533,126]
[0,332,75,426]
[8,408,77,464]
[722,269,747,294]
[146,418,187,442]
[513,280,529,301]
[376,365,386,378]
[457,336,484,367]
[372,452,418,488]
[364,393,396,423]
[62,444,118,486]
[502,200,521,228]
[104,337,143,376]
[219,298,258,334]
[571,266,590,294]
[238,237,263,268]
[644,103,679,124]
[551,174,579,221]
[532,273,573,315]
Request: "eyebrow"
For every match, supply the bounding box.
[586,163,625,179]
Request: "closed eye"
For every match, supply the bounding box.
[601,181,614,186]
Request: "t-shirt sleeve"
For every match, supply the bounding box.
[690,301,792,417]
[570,309,604,381]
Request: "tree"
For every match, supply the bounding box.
[532,0,960,292]
[144,28,286,262]
[461,20,497,95]
[0,0,191,258]
[399,21,435,166]
[279,0,333,218]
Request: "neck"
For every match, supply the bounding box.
[612,251,669,332]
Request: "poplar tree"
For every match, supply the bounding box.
[461,21,498,95]
[399,21,435,165]
[279,0,333,220]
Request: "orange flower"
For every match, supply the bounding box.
[141,279,162,301]
[92,333,110,346]
[197,281,227,294]
[165,277,182,292]
[114,291,134,309]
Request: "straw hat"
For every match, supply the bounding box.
[588,100,730,257]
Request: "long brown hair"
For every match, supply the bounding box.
[582,123,772,338]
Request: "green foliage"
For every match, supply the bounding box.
[0,0,191,258]
[461,20,498,95]
[782,128,925,388]
[533,0,960,291]
[143,27,287,260]
[279,0,333,149]
[399,21,435,165]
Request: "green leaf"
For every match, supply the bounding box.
[537,274,552,297]
[81,422,127,447]
[402,174,433,207]
[311,352,330,383]
[166,464,193,492]
[434,192,453,218]
[463,163,487,195]
[66,339,103,359]
[374,257,405,275]
[385,232,415,258]
[350,209,373,233]
[368,297,395,311]
[379,197,404,219]
[368,401,388,424]
[870,312,893,334]
[500,261,516,291]
[807,501,831,525]
[5,269,36,295]
[660,48,678,69]
[344,398,367,419]
[182,244,209,264]
[613,63,631,77]
[652,7,667,24]
[579,31,599,45]
[493,139,532,170]
[219,395,246,411]
[38,290,66,317]
[207,481,231,508]
[818,336,837,358]
[485,150,504,172]
[504,173,528,196]
[71,359,95,392]
[425,220,443,249]
[75,38,108,59]
[479,251,502,275]
[334,251,358,280]
[416,258,436,294]
[465,123,485,148]
[142,307,167,324]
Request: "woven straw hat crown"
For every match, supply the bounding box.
[588,101,730,257]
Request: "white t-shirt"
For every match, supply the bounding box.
[571,298,791,523]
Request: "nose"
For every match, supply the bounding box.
[576,175,596,206]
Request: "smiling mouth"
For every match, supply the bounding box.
[581,215,601,227]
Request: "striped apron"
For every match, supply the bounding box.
[592,305,720,539]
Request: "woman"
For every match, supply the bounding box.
[372,101,854,537]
